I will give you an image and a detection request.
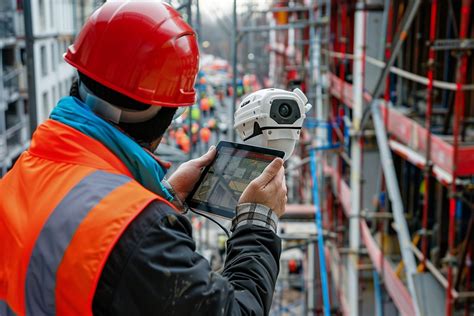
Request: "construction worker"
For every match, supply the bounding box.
[175,127,191,153]
[199,125,212,154]
[0,2,287,316]
[200,126,212,144]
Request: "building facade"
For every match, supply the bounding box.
[0,0,99,176]
[0,0,28,175]
[31,0,94,123]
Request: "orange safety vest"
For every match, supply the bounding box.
[199,127,211,143]
[0,119,176,315]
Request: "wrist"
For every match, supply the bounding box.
[161,179,185,211]
[231,203,279,234]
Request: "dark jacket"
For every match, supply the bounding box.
[92,200,281,315]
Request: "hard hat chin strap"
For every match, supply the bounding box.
[78,79,161,124]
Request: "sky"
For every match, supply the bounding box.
[199,0,233,20]
[198,0,273,20]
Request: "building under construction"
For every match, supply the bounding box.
[230,0,473,315]
[0,0,473,315]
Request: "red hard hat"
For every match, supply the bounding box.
[64,1,199,107]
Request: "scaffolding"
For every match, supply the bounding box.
[318,0,474,315]
[232,0,474,315]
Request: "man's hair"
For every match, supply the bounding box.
[70,72,177,146]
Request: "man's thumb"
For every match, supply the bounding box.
[193,146,216,167]
[253,158,284,187]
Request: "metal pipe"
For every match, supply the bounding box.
[421,0,438,272]
[230,0,238,142]
[348,2,365,315]
[337,4,347,310]
[312,0,326,155]
[238,22,323,33]
[322,50,474,91]
[24,0,37,136]
[455,211,474,290]
[373,269,384,316]
[308,0,316,111]
[447,1,472,314]
[372,100,421,316]
[379,0,390,62]
[310,150,330,316]
[382,0,394,105]
[185,0,193,159]
[338,2,347,222]
[254,6,312,14]
[379,1,393,301]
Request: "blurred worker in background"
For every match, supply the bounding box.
[199,125,212,154]
[0,2,287,315]
[175,127,191,153]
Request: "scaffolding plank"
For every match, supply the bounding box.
[380,106,474,176]
[326,72,474,177]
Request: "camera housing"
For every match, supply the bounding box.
[234,88,311,160]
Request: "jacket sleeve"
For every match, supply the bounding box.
[92,200,281,316]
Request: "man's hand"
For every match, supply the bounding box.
[239,158,287,217]
[167,146,217,201]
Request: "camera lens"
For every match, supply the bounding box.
[279,103,292,118]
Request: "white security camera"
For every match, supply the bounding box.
[234,88,312,160]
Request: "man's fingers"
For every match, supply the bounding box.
[252,158,284,187]
[264,167,286,193]
[192,146,216,168]
[265,166,285,189]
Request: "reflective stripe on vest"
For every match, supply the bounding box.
[0,300,16,316]
[25,171,130,315]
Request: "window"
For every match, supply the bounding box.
[42,91,49,119]
[57,39,63,64]
[62,41,67,59]
[40,45,47,77]
[51,42,56,71]
[49,0,54,28]
[39,0,46,30]
[52,86,56,106]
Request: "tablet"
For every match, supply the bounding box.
[186,141,285,219]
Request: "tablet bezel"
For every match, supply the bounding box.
[185,141,285,219]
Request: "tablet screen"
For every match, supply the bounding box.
[188,144,279,217]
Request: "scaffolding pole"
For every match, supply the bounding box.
[372,99,421,316]
[446,1,472,315]
[348,2,365,315]
[24,0,37,136]
[421,0,438,271]
[230,0,238,142]
[310,150,330,316]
